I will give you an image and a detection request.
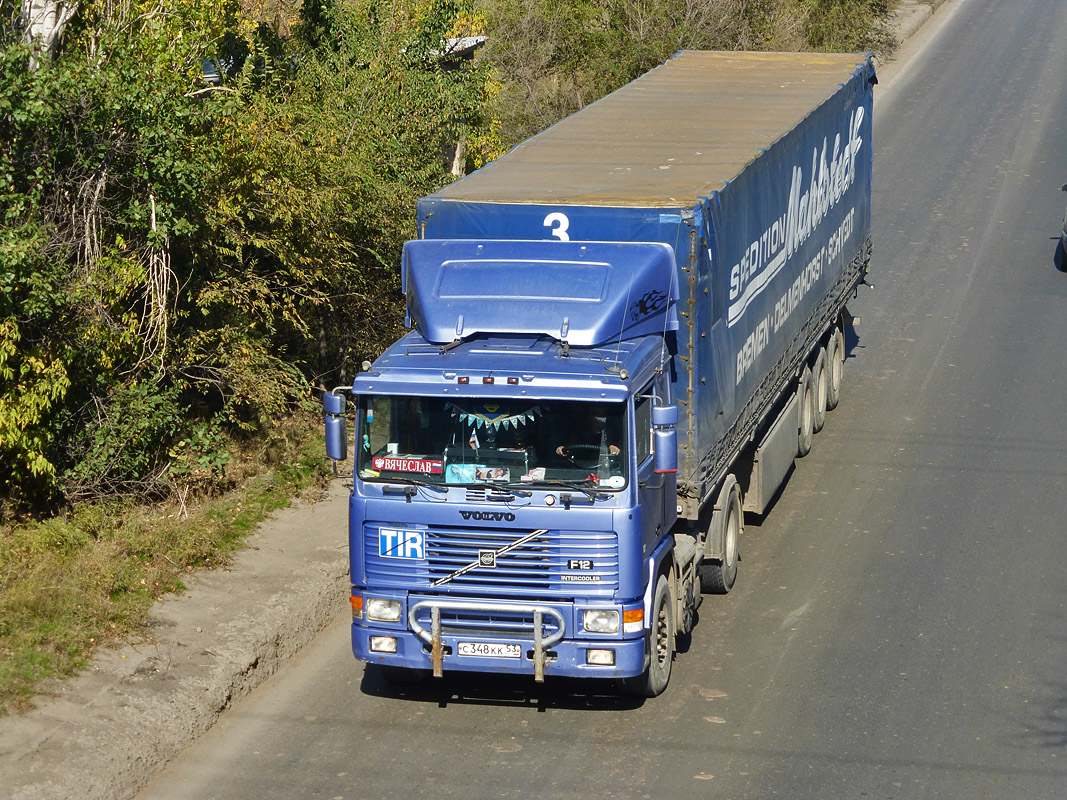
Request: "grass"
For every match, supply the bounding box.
[0,414,332,716]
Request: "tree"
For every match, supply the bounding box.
[1,0,490,513]
[20,0,77,70]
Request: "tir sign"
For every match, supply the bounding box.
[379,528,425,559]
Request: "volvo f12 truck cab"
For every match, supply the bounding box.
[328,238,683,695]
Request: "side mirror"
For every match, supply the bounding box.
[324,391,348,461]
[652,404,678,427]
[652,404,678,474]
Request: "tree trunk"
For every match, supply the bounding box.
[21,0,78,71]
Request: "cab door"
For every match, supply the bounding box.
[634,385,665,556]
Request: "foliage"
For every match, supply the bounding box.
[63,381,186,501]
[803,0,896,52]
[1,0,230,508]
[1,0,487,513]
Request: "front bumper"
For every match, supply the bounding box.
[352,596,646,680]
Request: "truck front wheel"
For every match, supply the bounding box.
[619,574,674,697]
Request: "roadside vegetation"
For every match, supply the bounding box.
[0,414,330,713]
[0,0,897,714]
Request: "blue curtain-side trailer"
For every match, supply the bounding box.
[324,51,876,696]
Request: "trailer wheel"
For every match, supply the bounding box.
[619,573,674,698]
[826,325,845,410]
[797,366,814,457]
[812,347,828,434]
[699,477,742,594]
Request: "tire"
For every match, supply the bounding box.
[826,324,845,410]
[797,366,814,458]
[619,574,674,698]
[699,478,742,594]
[812,347,828,434]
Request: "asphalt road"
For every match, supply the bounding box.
[136,1,1067,798]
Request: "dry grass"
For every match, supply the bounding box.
[0,414,331,715]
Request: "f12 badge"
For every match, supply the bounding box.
[563,559,599,582]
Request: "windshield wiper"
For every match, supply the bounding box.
[379,476,447,501]
[536,480,610,501]
[437,481,533,497]
[496,483,533,497]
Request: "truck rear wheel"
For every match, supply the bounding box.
[699,477,742,594]
[797,366,814,457]
[812,347,828,433]
[619,573,673,697]
[826,324,845,410]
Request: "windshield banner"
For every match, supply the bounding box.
[371,457,444,474]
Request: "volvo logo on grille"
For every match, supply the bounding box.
[478,550,497,567]
[460,511,516,522]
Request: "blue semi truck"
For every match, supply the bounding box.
[324,51,876,696]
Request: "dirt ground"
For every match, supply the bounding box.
[1,480,351,800]
[0,4,949,799]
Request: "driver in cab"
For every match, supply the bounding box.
[555,412,622,460]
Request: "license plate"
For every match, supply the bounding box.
[457,641,521,659]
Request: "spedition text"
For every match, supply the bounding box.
[727,106,865,328]
[735,207,856,386]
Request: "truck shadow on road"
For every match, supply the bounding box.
[359,665,649,710]
[358,631,696,710]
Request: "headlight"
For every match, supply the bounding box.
[586,649,616,666]
[583,609,620,634]
[369,636,397,653]
[366,597,402,623]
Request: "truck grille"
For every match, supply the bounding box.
[410,605,563,641]
[364,525,618,596]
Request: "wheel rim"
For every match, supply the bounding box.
[816,363,827,411]
[724,505,738,568]
[653,598,670,668]
[831,333,844,392]
[802,383,813,432]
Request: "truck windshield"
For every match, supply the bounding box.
[357,397,628,489]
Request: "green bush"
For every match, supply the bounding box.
[1,0,487,513]
[62,382,186,501]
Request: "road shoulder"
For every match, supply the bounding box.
[1,481,351,800]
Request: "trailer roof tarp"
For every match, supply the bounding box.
[432,51,874,208]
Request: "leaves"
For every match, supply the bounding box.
[0,0,489,512]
